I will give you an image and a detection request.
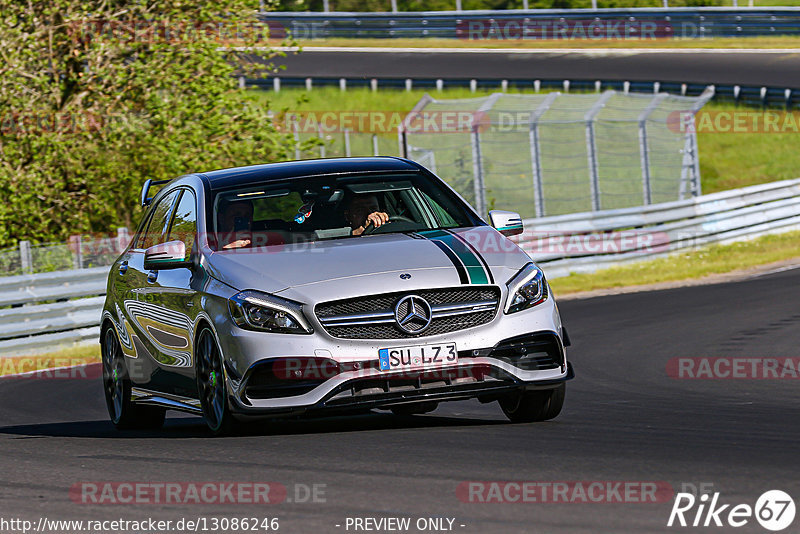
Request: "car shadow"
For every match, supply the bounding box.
[0,411,507,439]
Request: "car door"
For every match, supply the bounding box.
[140,188,202,398]
[116,189,182,392]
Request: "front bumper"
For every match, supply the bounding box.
[226,330,573,416]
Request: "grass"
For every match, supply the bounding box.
[0,344,100,377]
[548,229,800,295]
[697,128,800,193]
[291,35,800,49]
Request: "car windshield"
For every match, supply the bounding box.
[209,173,475,251]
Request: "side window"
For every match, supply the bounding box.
[167,190,197,259]
[420,190,458,227]
[138,190,180,249]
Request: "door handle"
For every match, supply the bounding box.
[147,270,158,283]
[119,261,128,275]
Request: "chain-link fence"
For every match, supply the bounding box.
[0,229,130,276]
[281,112,400,160]
[400,88,714,218]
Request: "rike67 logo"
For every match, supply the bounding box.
[668,490,795,531]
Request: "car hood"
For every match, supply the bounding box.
[204,226,531,303]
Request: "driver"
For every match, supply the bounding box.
[344,193,389,236]
[217,198,253,250]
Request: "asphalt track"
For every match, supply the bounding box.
[271,47,800,88]
[1,267,799,533]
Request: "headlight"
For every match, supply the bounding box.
[504,263,548,314]
[228,290,313,334]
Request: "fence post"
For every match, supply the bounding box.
[318,125,326,158]
[682,85,714,198]
[470,129,486,217]
[638,121,652,206]
[68,235,83,270]
[19,240,32,274]
[690,130,702,196]
[116,227,131,253]
[469,93,501,218]
[397,128,407,158]
[372,134,380,156]
[292,115,301,160]
[344,129,351,157]
[638,93,668,206]
[528,92,559,218]
[584,91,614,212]
[398,94,433,160]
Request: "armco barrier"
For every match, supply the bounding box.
[251,77,800,110]
[0,267,108,357]
[1,178,799,356]
[523,177,800,278]
[260,8,800,39]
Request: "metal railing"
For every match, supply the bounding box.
[0,267,108,357]
[2,179,799,356]
[519,177,800,278]
[251,77,800,110]
[260,8,800,39]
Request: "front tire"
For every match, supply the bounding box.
[102,327,165,430]
[196,327,237,436]
[499,384,565,423]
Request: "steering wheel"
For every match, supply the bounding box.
[363,215,414,235]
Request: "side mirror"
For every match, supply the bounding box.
[144,240,190,270]
[488,210,523,237]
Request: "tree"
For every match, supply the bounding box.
[0,0,295,247]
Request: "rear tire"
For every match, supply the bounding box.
[102,327,165,430]
[196,327,238,436]
[499,384,565,423]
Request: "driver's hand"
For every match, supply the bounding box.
[223,239,251,249]
[353,211,389,236]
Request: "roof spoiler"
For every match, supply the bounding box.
[140,179,172,207]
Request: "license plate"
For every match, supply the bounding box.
[378,343,458,371]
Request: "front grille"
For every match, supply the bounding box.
[316,287,500,340]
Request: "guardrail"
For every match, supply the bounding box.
[261,8,800,39]
[252,77,800,109]
[2,178,799,356]
[0,267,108,357]
[520,178,800,278]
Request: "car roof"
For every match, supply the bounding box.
[200,157,422,190]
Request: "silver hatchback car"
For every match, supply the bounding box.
[101,157,573,434]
